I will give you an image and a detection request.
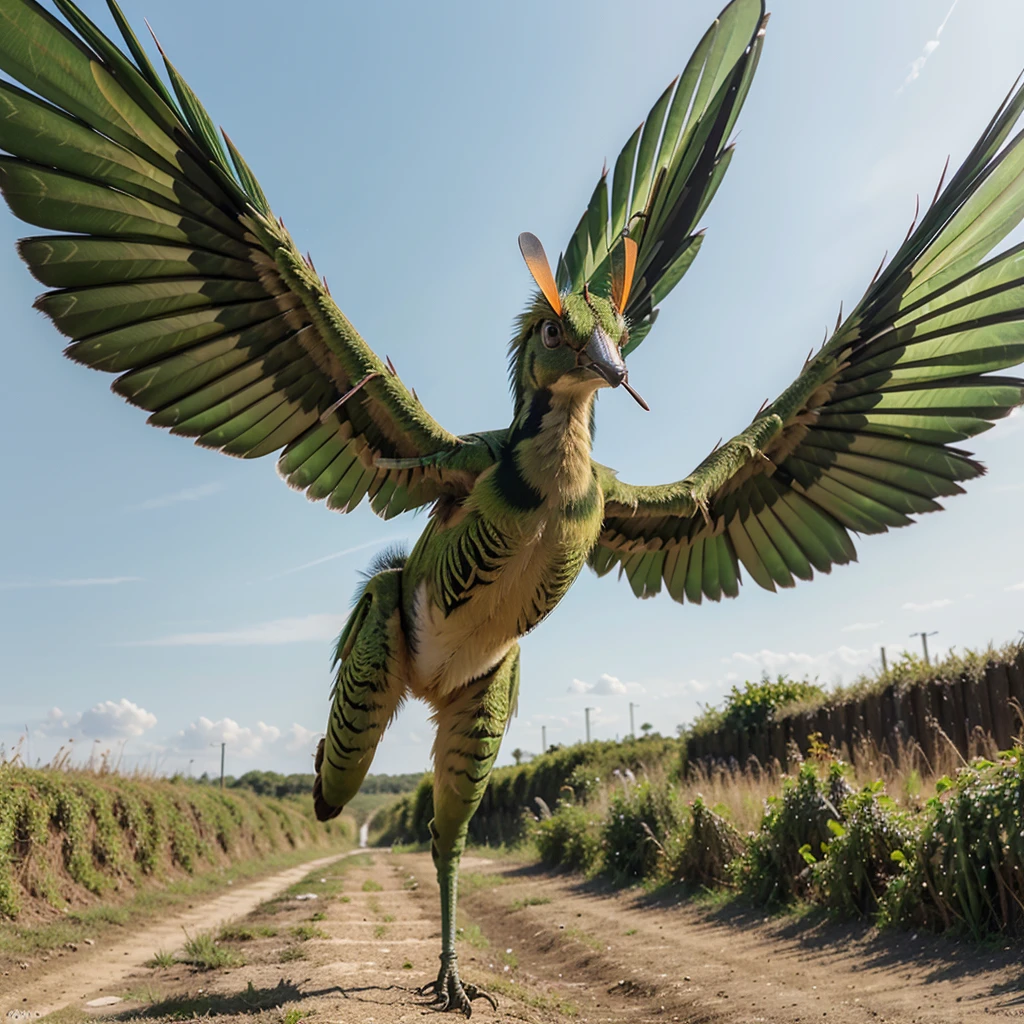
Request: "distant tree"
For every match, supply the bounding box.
[640,722,653,737]
[511,748,523,766]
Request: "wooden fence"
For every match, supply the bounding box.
[687,652,1024,771]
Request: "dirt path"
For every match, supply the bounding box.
[0,851,360,1019]
[7,852,1023,1022]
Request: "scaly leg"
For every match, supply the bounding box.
[419,645,520,1016]
[313,567,406,820]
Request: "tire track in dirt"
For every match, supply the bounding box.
[8,851,1023,1022]
[0,851,360,1019]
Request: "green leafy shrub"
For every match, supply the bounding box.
[601,779,685,882]
[690,675,827,737]
[881,749,1024,937]
[533,800,603,875]
[736,761,846,905]
[668,796,745,888]
[813,783,918,919]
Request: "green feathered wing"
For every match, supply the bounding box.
[592,75,1024,601]
[559,0,767,356]
[0,0,496,519]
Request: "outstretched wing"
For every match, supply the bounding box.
[592,75,1024,601]
[558,0,767,356]
[0,0,495,519]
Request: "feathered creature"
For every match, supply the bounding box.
[2,0,1023,1014]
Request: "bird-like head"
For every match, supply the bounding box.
[510,232,648,411]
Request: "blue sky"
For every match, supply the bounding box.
[2,0,1024,778]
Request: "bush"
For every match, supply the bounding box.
[881,749,1024,938]
[690,674,826,737]
[736,761,846,906]
[534,800,603,876]
[812,783,918,919]
[668,796,745,888]
[601,779,686,882]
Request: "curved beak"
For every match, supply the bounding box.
[582,327,626,388]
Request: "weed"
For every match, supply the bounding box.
[145,949,176,968]
[402,959,414,969]
[373,924,387,938]
[290,924,328,941]
[455,923,489,949]
[279,946,306,962]
[510,896,551,911]
[361,878,383,892]
[217,924,277,941]
[180,930,243,970]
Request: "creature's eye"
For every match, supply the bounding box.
[541,320,562,349]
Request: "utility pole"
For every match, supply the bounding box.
[219,742,226,789]
[629,702,639,739]
[584,707,594,744]
[910,631,938,666]
[541,726,547,753]
[880,646,888,673]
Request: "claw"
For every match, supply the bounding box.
[419,953,497,1017]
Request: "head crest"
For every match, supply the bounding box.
[609,236,638,314]
[518,232,562,316]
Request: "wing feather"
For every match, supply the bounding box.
[0,0,496,518]
[593,72,1024,602]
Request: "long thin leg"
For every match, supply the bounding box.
[313,567,406,820]
[420,644,520,1016]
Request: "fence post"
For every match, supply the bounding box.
[986,663,1013,750]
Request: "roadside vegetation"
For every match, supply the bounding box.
[377,640,1024,942]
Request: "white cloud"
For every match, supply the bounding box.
[1006,582,1024,592]
[79,699,157,738]
[842,621,882,633]
[567,673,644,696]
[902,598,953,612]
[727,645,875,680]
[900,1,956,90]
[177,717,281,758]
[285,723,320,753]
[0,576,141,591]
[126,613,345,647]
[128,481,224,512]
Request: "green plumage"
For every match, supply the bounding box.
[1,0,1022,1015]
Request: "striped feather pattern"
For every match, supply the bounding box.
[592,73,1024,601]
[0,0,489,519]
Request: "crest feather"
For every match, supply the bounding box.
[610,236,638,313]
[518,232,562,316]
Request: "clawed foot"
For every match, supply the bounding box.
[418,952,498,1017]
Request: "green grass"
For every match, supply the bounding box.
[361,878,383,892]
[180,930,244,970]
[510,895,551,911]
[455,922,489,949]
[482,976,579,1017]
[145,948,176,968]
[290,924,328,941]
[217,924,278,941]
[0,844,338,963]
[402,959,414,969]
[373,924,387,939]
[279,946,306,962]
